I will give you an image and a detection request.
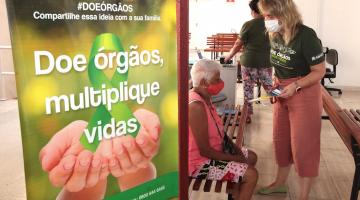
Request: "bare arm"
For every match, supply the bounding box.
[189,101,245,162]
[279,61,326,98]
[224,38,244,63]
[296,62,326,88]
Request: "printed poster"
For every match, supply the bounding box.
[6,0,178,199]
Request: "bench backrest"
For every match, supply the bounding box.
[205,33,238,53]
[339,109,360,146]
[321,86,352,153]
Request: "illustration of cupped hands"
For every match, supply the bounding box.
[39,108,161,193]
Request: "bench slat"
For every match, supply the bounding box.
[236,104,249,147]
[350,109,360,122]
[341,110,360,147]
[221,104,229,122]
[224,105,234,133]
[226,181,234,194]
[193,179,203,191]
[204,48,232,52]
[347,110,360,127]
[228,105,241,139]
[203,180,212,192]
[215,181,223,193]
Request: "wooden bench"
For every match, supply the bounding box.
[322,86,352,152]
[321,86,360,200]
[188,103,249,200]
[204,33,238,59]
[339,109,360,200]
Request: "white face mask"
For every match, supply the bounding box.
[265,19,281,32]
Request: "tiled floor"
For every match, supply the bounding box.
[0,99,26,200]
[0,86,360,200]
[241,85,360,200]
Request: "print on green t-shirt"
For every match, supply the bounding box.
[270,25,325,79]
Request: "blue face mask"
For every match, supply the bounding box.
[265,19,281,32]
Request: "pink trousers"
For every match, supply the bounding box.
[273,77,322,177]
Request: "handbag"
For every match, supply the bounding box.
[208,105,239,155]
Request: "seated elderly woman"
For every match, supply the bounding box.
[188,59,258,200]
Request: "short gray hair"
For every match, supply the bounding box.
[190,59,221,87]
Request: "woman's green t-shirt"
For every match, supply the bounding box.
[270,25,325,79]
[239,17,271,68]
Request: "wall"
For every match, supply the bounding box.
[294,0,321,34]
[0,0,16,100]
[190,0,360,87]
[317,0,360,87]
[189,0,251,51]
[295,0,360,87]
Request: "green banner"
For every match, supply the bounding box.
[6,0,179,199]
[106,172,179,200]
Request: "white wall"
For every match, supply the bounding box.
[189,0,251,50]
[190,0,360,87]
[0,0,16,100]
[294,0,321,34]
[295,0,360,87]
[318,0,360,87]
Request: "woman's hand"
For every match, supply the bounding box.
[238,153,248,164]
[39,120,109,192]
[39,120,86,172]
[224,55,232,63]
[39,108,161,192]
[133,108,161,160]
[278,83,297,98]
[96,108,161,177]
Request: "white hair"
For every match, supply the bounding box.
[190,59,221,87]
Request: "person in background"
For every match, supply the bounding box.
[256,0,326,199]
[188,59,258,200]
[225,0,273,124]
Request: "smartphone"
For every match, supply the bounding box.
[269,89,282,96]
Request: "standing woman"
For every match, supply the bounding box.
[257,0,325,199]
[225,0,273,123]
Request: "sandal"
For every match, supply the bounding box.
[257,185,287,195]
